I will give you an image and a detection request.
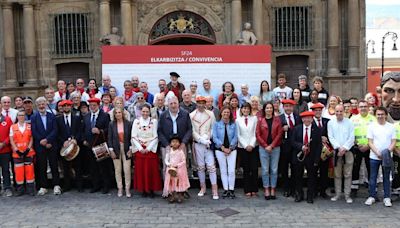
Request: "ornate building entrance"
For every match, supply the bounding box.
[148,11,216,45]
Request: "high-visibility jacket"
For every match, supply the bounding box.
[395,122,400,149]
[11,123,35,158]
[350,113,376,146]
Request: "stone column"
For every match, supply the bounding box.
[2,3,17,87]
[231,0,242,44]
[23,3,38,86]
[327,0,339,75]
[99,0,111,36]
[347,0,360,74]
[121,0,132,45]
[252,0,263,45]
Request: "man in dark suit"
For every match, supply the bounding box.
[31,97,61,195]
[291,111,322,203]
[56,99,84,192]
[82,97,111,194]
[311,103,331,199]
[279,99,302,197]
[158,96,192,176]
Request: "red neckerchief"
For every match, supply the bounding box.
[77,88,84,94]
[124,90,133,101]
[132,87,140,93]
[143,92,148,100]
[88,89,96,98]
[58,90,64,98]
[351,108,359,115]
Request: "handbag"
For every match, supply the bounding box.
[92,132,110,162]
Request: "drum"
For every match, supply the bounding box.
[92,142,110,162]
[60,139,80,161]
[168,167,177,177]
[321,141,334,161]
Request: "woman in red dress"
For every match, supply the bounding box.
[131,104,162,197]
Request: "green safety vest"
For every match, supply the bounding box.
[351,114,376,146]
[395,122,400,149]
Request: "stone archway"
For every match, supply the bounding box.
[137,0,226,45]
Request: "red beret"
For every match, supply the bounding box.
[310,103,325,110]
[87,98,101,104]
[195,96,207,103]
[281,99,296,105]
[300,111,315,118]
[60,100,73,106]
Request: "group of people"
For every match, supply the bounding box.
[1,71,400,207]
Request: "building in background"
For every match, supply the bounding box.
[365,0,400,93]
[0,0,366,99]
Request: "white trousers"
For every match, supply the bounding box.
[216,150,237,190]
[194,143,217,185]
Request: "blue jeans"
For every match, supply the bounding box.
[369,158,391,198]
[259,147,280,188]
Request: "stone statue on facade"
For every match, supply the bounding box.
[99,27,125,46]
[236,22,257,45]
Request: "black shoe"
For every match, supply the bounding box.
[307,198,314,204]
[101,188,109,194]
[270,195,276,200]
[90,187,101,193]
[350,189,358,198]
[222,190,229,198]
[320,192,328,199]
[15,191,24,197]
[183,191,191,199]
[142,192,148,197]
[283,191,290,197]
[229,190,235,199]
[78,187,84,193]
[149,191,155,198]
[295,194,304,202]
[264,195,271,200]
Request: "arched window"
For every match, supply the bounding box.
[149,11,216,45]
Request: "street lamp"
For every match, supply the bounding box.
[381,31,398,77]
[367,40,375,54]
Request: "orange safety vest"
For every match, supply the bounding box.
[11,123,35,158]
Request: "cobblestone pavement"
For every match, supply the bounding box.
[1,186,400,228]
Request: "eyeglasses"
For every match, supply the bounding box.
[137,97,144,100]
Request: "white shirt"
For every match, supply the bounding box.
[303,124,312,144]
[314,117,324,128]
[9,123,27,136]
[284,113,295,128]
[54,91,67,102]
[273,86,293,100]
[328,117,355,150]
[64,113,72,126]
[2,108,18,123]
[367,121,396,160]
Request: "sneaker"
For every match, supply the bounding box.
[37,188,48,196]
[330,195,340,202]
[365,197,375,206]
[197,189,206,197]
[53,185,62,195]
[345,197,353,204]
[383,198,392,207]
[5,189,13,197]
[212,195,219,200]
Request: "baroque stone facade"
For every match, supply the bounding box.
[0,0,366,99]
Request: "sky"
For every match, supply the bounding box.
[366,0,400,58]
